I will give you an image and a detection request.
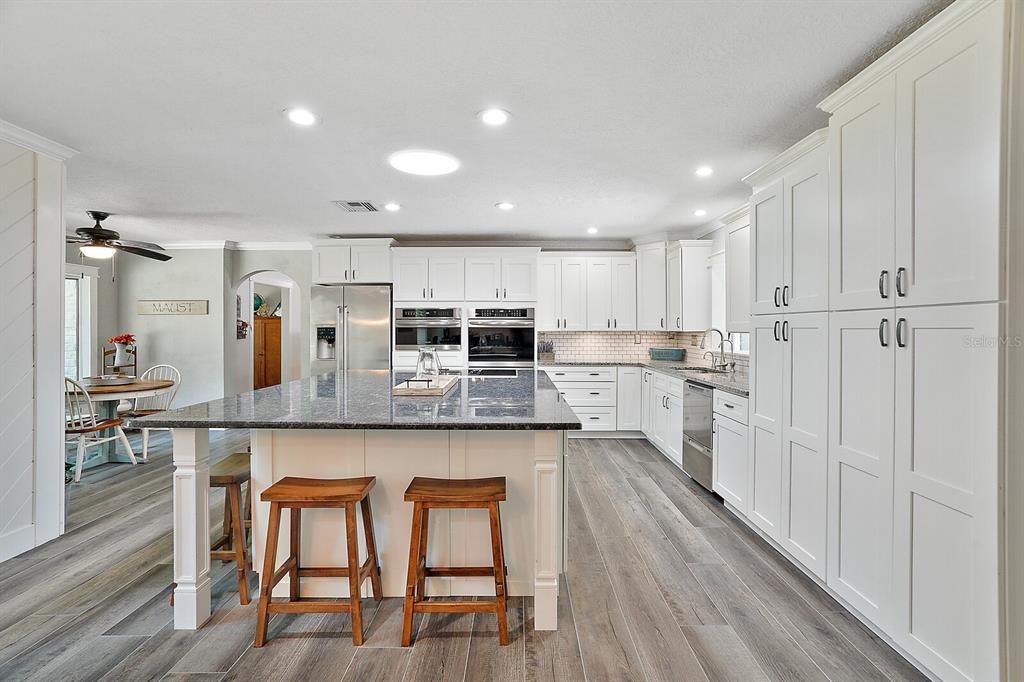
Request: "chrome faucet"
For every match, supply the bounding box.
[700,328,732,371]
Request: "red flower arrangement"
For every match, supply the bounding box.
[108,333,136,345]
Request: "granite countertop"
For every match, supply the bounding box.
[539,360,749,397]
[127,370,581,431]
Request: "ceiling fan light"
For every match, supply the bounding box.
[80,243,116,259]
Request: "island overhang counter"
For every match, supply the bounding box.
[129,369,581,632]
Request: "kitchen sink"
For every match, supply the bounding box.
[683,367,728,374]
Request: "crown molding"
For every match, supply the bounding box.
[233,241,312,251]
[817,0,997,113]
[162,240,230,250]
[742,128,829,188]
[719,203,750,225]
[0,120,78,161]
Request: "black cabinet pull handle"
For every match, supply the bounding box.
[879,318,889,347]
[896,267,907,297]
[774,287,781,307]
[782,285,789,306]
[879,270,889,299]
[896,317,907,347]
[782,320,789,342]
[589,392,600,395]
[773,320,780,341]
[589,416,600,420]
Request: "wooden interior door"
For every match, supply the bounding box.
[254,317,282,389]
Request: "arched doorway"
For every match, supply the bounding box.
[231,270,302,392]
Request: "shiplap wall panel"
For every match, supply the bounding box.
[0,141,36,556]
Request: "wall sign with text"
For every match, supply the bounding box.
[137,299,209,315]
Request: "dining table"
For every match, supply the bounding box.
[73,378,176,468]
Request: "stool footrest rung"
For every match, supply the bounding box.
[267,598,353,615]
[413,599,501,614]
[423,566,497,578]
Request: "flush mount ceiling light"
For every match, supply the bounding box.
[285,108,317,126]
[79,243,116,259]
[587,226,599,235]
[383,202,401,212]
[478,108,510,126]
[495,201,515,211]
[388,149,460,176]
[695,165,713,177]
[694,209,708,217]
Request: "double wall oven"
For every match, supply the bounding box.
[394,307,462,351]
[467,307,535,368]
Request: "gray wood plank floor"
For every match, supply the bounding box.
[0,431,925,681]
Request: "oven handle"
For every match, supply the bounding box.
[468,319,535,328]
[395,319,461,327]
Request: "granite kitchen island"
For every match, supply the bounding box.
[129,370,580,632]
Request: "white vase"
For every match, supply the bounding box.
[113,342,131,371]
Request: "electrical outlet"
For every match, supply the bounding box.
[634,334,641,344]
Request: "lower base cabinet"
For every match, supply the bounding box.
[641,370,684,468]
[544,366,617,431]
[712,394,748,514]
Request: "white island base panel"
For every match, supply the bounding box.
[171,428,566,631]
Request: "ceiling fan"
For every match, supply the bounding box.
[66,211,172,261]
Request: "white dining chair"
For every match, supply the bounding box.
[120,364,181,461]
[65,377,137,482]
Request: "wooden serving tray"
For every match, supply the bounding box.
[392,374,459,397]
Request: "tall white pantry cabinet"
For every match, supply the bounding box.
[741,2,1018,680]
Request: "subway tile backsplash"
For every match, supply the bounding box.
[538,330,749,369]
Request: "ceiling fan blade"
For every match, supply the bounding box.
[112,244,173,261]
[65,236,90,243]
[109,238,165,251]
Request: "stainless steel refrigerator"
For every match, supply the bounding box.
[310,284,392,375]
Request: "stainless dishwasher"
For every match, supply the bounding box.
[682,380,714,491]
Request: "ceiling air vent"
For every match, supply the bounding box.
[331,200,379,213]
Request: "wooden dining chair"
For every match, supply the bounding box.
[119,364,181,461]
[64,377,136,482]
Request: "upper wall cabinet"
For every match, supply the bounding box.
[666,241,711,332]
[636,242,667,330]
[585,255,637,330]
[723,207,751,332]
[744,130,829,316]
[537,256,587,330]
[392,252,464,301]
[538,253,635,331]
[312,239,393,284]
[464,253,537,302]
[821,0,1001,311]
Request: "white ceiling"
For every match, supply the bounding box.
[0,0,946,244]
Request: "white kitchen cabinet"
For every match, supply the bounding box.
[640,368,655,437]
[427,258,464,300]
[827,308,895,631]
[392,256,430,300]
[713,411,748,514]
[537,257,562,331]
[465,256,501,301]
[616,366,641,431]
[611,256,637,330]
[501,255,536,301]
[724,207,751,333]
[891,303,999,681]
[779,311,828,578]
[749,180,784,316]
[544,365,617,432]
[893,5,1001,310]
[637,242,667,330]
[827,77,897,311]
[313,240,392,284]
[666,240,712,331]
[560,257,588,330]
[747,314,783,539]
[664,393,684,467]
[586,257,612,330]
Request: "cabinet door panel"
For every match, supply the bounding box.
[828,77,896,311]
[641,370,654,437]
[750,180,784,315]
[637,244,666,330]
[313,245,351,284]
[665,394,684,467]
[465,257,501,301]
[747,315,783,538]
[349,246,390,283]
[610,256,637,330]
[894,5,1001,309]
[666,250,682,330]
[393,256,429,301]
[827,308,895,630]
[892,303,998,681]
[586,257,612,330]
[780,311,828,578]
[428,258,464,300]
[536,258,561,331]
[616,367,641,431]
[680,243,711,331]
[726,220,751,332]
[501,256,537,301]
[560,258,588,330]
[713,415,747,513]
[784,152,828,313]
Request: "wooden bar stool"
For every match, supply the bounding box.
[401,476,509,647]
[209,452,253,605]
[254,476,383,647]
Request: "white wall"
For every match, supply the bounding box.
[65,243,118,351]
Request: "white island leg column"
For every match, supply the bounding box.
[172,427,212,629]
[533,430,563,630]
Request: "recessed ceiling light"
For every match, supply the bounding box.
[495,201,515,211]
[383,202,401,212]
[694,209,707,217]
[388,149,461,176]
[285,108,317,126]
[587,227,599,235]
[478,108,510,126]
[695,165,713,177]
